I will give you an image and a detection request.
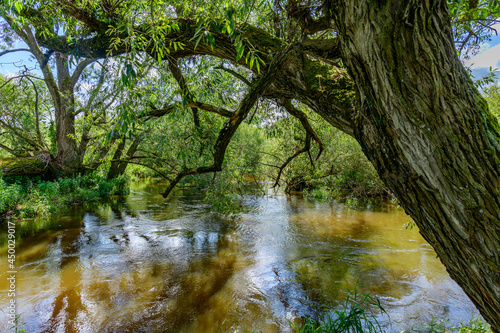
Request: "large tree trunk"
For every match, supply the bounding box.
[329,0,500,329]
[55,52,80,173]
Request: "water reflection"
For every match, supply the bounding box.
[0,183,479,332]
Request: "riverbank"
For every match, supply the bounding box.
[0,173,128,223]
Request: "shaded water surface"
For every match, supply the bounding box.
[0,182,479,332]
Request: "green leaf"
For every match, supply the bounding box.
[121,72,129,87]
[14,2,22,14]
[194,34,203,50]
[107,129,115,143]
[205,32,215,50]
[236,42,244,61]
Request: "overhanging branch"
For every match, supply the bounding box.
[285,0,332,35]
[161,44,299,198]
[279,98,323,159]
[0,48,31,57]
[214,65,251,86]
[71,58,98,88]
[273,133,312,188]
[167,57,201,128]
[185,101,234,118]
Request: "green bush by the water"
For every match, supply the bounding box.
[0,172,129,222]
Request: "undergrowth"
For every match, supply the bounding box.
[400,316,492,333]
[0,172,129,222]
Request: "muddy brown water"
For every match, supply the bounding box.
[0,182,479,332]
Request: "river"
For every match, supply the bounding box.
[0,181,480,332]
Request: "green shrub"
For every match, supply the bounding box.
[204,174,241,219]
[400,316,491,333]
[458,317,491,333]
[0,178,23,214]
[0,172,130,223]
[304,187,334,201]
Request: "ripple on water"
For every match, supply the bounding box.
[0,185,480,332]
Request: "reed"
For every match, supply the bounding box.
[290,281,387,333]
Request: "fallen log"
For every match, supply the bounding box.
[0,153,62,179]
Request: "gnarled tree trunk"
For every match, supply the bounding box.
[329,0,500,329]
[54,52,80,173]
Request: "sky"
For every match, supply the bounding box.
[462,23,500,83]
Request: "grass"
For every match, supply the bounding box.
[290,281,387,333]
[0,172,129,223]
[10,314,26,333]
[400,316,492,333]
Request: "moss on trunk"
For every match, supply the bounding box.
[0,154,61,179]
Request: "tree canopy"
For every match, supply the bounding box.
[1,0,500,330]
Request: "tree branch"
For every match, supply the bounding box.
[71,58,97,88]
[24,76,45,147]
[0,119,44,151]
[140,103,177,120]
[0,142,25,157]
[185,101,234,118]
[30,7,356,136]
[166,57,202,129]
[285,0,332,35]
[111,159,173,182]
[53,0,110,32]
[279,98,323,159]
[273,133,312,188]
[0,48,32,57]
[161,44,299,198]
[301,39,342,62]
[214,65,251,86]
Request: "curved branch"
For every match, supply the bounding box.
[214,65,251,86]
[273,133,311,188]
[52,0,110,32]
[0,119,44,151]
[279,98,323,159]
[71,58,97,88]
[0,143,25,157]
[141,104,176,120]
[24,76,45,147]
[167,57,201,128]
[31,6,355,136]
[111,160,174,182]
[161,44,299,198]
[0,48,31,57]
[301,39,342,61]
[285,0,332,34]
[185,101,234,118]
[270,98,325,188]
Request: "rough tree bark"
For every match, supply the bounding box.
[54,52,80,171]
[328,0,500,329]
[107,137,141,180]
